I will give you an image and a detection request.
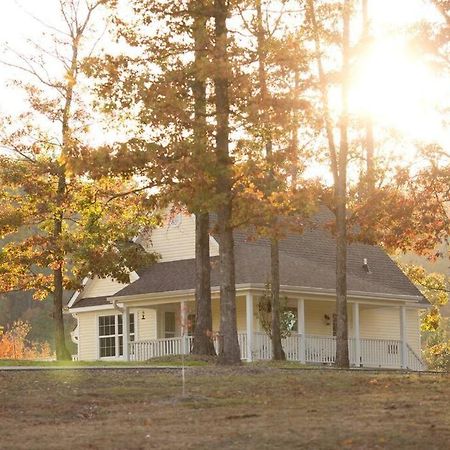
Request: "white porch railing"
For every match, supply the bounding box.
[357,338,401,368]
[238,333,248,360]
[407,343,425,372]
[129,333,424,371]
[130,336,194,361]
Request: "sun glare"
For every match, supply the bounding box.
[349,39,448,145]
[347,0,449,146]
[370,0,438,27]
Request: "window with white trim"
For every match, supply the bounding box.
[99,313,135,358]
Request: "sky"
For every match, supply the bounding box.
[0,1,65,114]
[0,0,448,150]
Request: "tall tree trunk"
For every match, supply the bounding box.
[307,0,350,368]
[191,1,216,356]
[270,238,285,360]
[256,0,285,360]
[214,0,241,365]
[53,171,71,360]
[52,30,78,361]
[193,212,216,355]
[335,0,351,368]
[362,0,375,194]
[53,266,71,360]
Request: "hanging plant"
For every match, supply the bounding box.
[257,282,296,339]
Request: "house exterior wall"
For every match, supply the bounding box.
[79,277,127,300]
[211,296,256,333]
[74,299,422,361]
[360,306,421,353]
[140,213,219,262]
[77,310,103,361]
[303,301,334,336]
[138,308,158,341]
[76,307,158,360]
[74,214,220,304]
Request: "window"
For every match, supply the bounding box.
[99,315,116,357]
[99,313,135,358]
[164,312,176,338]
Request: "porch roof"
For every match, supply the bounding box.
[70,223,426,309]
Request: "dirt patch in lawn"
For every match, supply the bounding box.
[0,366,448,450]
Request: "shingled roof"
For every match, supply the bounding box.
[70,222,427,309]
[71,295,109,309]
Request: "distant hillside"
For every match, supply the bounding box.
[0,231,76,353]
[397,243,450,318]
[399,244,449,276]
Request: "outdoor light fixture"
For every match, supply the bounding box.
[141,311,146,320]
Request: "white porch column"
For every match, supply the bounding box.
[246,292,254,361]
[180,301,188,355]
[297,298,306,364]
[400,305,407,369]
[352,303,361,367]
[122,305,130,361]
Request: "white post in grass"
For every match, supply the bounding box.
[400,305,407,369]
[180,300,188,397]
[297,298,305,364]
[352,302,361,367]
[180,301,188,354]
[122,305,130,361]
[246,292,254,362]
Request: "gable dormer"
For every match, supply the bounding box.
[139,213,219,262]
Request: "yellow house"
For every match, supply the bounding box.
[68,212,427,370]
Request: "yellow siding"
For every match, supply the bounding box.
[407,309,421,353]
[211,296,255,333]
[304,301,335,336]
[80,277,127,299]
[140,213,219,262]
[77,310,102,360]
[360,305,420,350]
[78,214,221,304]
[360,306,398,340]
[236,296,246,331]
[136,308,157,340]
[76,299,421,361]
[212,298,220,332]
[77,308,159,361]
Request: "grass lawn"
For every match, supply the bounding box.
[0,356,210,367]
[0,366,449,450]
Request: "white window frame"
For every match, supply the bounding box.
[98,313,135,359]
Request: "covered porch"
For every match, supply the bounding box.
[116,290,425,371]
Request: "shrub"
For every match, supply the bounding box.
[0,320,52,360]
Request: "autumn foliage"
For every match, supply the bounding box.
[0,321,52,360]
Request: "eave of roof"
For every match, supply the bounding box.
[69,217,429,310]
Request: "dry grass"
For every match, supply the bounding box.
[0,366,449,449]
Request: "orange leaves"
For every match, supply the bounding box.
[0,168,159,299]
[0,321,52,360]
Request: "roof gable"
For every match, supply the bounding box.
[137,213,219,263]
[70,211,427,309]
